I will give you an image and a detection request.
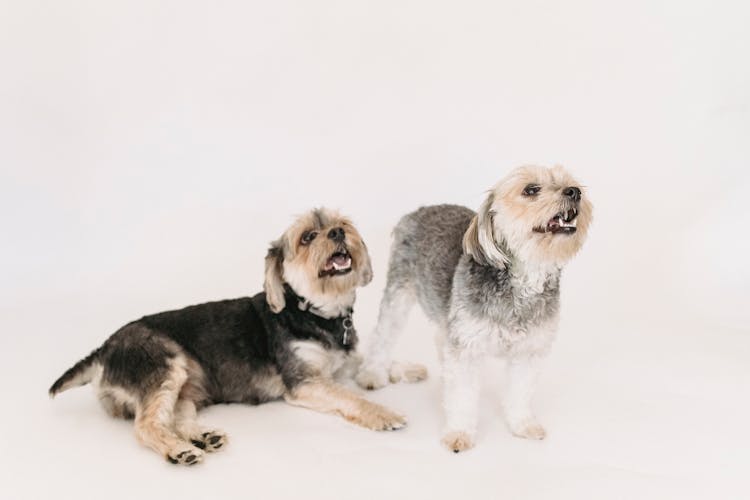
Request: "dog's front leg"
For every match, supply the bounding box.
[441,344,483,453]
[284,379,407,431]
[504,355,546,440]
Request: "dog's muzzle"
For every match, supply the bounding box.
[319,247,353,277]
[533,207,579,235]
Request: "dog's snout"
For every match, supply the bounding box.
[328,227,345,242]
[563,187,581,202]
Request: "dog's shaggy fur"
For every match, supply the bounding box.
[50,208,409,465]
[356,165,592,452]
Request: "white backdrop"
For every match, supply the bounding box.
[1,1,748,499]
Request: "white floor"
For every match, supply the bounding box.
[5,296,748,500]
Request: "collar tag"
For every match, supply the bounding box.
[342,315,353,346]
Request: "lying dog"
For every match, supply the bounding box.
[357,165,592,452]
[50,208,407,465]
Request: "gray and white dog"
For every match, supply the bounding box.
[356,165,593,452]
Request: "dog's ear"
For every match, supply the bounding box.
[264,241,286,313]
[463,192,509,268]
[358,241,373,286]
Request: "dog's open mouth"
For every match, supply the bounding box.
[319,250,353,277]
[533,208,578,234]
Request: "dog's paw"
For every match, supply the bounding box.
[191,430,228,452]
[510,420,546,440]
[166,445,204,466]
[349,405,407,431]
[389,361,428,384]
[355,367,390,391]
[441,431,474,453]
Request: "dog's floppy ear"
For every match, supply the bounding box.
[463,192,509,268]
[264,240,286,313]
[358,241,373,286]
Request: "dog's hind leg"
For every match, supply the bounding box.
[357,218,429,390]
[356,280,425,390]
[173,399,228,453]
[133,356,204,466]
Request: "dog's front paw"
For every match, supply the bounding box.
[441,431,474,453]
[349,404,407,431]
[510,419,546,440]
[355,366,390,391]
[191,430,228,452]
[389,361,428,384]
[166,445,204,466]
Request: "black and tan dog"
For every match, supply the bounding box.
[50,208,412,465]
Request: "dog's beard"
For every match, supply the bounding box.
[281,239,365,316]
[496,203,591,266]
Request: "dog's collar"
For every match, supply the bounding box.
[282,285,352,318]
[282,285,355,347]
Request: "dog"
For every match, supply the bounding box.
[356,165,592,452]
[50,208,408,465]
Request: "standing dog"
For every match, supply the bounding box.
[50,208,407,465]
[356,165,592,452]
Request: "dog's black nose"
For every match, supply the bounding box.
[328,227,345,242]
[563,187,581,202]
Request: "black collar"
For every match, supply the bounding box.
[282,285,356,349]
[282,285,352,318]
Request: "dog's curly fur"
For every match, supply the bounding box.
[357,165,592,452]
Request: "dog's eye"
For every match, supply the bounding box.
[300,231,318,245]
[522,184,541,196]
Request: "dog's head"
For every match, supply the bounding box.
[263,208,373,315]
[463,165,593,267]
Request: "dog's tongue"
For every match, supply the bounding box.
[332,254,349,266]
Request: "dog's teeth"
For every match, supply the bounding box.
[330,258,352,271]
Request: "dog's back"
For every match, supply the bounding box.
[387,204,474,320]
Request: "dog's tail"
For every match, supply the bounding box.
[49,348,102,398]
